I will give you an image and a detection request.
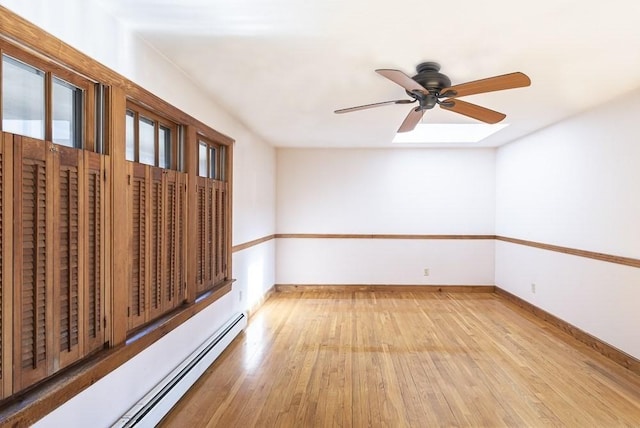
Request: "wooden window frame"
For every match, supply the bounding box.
[198,136,226,180]
[193,134,230,296]
[0,44,97,152]
[126,101,180,170]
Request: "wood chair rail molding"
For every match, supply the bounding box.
[231,235,276,253]
[275,233,495,240]
[495,236,640,268]
[235,234,640,270]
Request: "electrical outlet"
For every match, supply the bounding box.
[531,283,536,294]
[423,268,430,276]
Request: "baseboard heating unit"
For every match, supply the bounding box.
[112,312,247,427]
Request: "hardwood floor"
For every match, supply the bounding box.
[160,291,640,427]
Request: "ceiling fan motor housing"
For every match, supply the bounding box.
[412,62,451,92]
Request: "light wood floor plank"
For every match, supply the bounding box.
[161,291,640,427]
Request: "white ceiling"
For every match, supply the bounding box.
[94,0,640,148]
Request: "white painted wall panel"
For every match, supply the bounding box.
[233,240,276,309]
[278,148,496,234]
[496,91,640,258]
[277,238,495,285]
[495,89,640,359]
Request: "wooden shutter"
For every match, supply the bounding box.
[9,135,108,393]
[214,183,220,281]
[221,182,228,279]
[83,151,106,354]
[214,181,227,283]
[196,178,207,293]
[13,137,54,390]
[164,171,186,312]
[195,177,228,294]
[149,168,164,320]
[128,163,147,330]
[55,147,83,369]
[175,173,186,303]
[129,166,187,330]
[206,182,215,288]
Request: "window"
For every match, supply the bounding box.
[0,44,104,400]
[126,110,135,161]
[139,116,155,165]
[2,55,45,139]
[158,125,171,169]
[124,105,186,332]
[52,77,83,148]
[198,138,225,180]
[195,135,229,295]
[125,103,180,170]
[1,52,94,150]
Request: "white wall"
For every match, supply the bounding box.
[276,148,496,285]
[495,88,640,359]
[0,1,276,425]
[232,126,277,310]
[277,238,494,285]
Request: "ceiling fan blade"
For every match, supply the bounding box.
[440,99,506,124]
[397,107,424,132]
[440,72,531,98]
[376,69,427,93]
[334,99,415,114]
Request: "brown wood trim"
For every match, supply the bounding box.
[275,234,640,268]
[232,234,276,253]
[495,287,640,377]
[496,236,640,268]
[275,284,496,293]
[0,282,233,427]
[1,133,15,398]
[239,234,640,270]
[231,233,494,253]
[275,234,495,240]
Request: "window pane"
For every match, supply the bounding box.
[125,111,135,161]
[139,116,155,166]
[209,147,216,179]
[159,126,171,169]
[52,77,83,148]
[2,55,45,139]
[198,142,208,177]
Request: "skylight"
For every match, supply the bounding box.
[392,123,509,144]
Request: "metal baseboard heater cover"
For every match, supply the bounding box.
[113,313,247,427]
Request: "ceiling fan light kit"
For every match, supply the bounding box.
[335,61,531,133]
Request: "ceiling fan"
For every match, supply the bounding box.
[334,62,531,132]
